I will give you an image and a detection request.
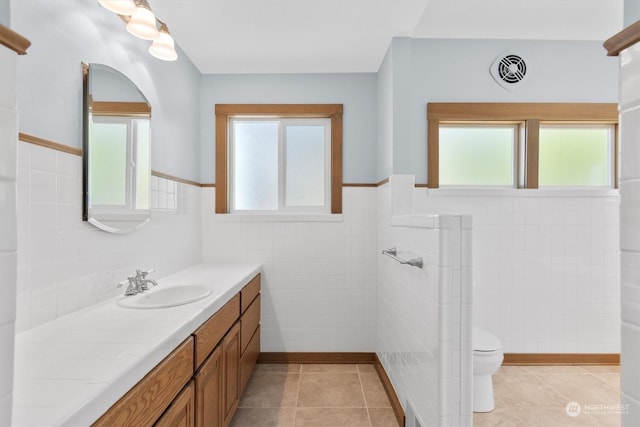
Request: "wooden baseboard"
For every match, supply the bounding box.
[503,353,620,365]
[373,354,405,427]
[257,352,375,364]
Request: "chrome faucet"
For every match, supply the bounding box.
[138,269,158,290]
[118,269,158,296]
[123,276,140,296]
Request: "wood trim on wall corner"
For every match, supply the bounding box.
[503,353,620,366]
[0,25,31,55]
[374,354,405,427]
[19,132,83,156]
[604,19,640,56]
[151,171,202,188]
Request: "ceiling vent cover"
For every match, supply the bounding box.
[490,52,529,90]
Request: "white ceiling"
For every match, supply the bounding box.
[149,0,624,74]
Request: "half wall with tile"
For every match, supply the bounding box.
[377,175,473,426]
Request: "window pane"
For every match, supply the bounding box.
[439,126,515,186]
[135,120,150,209]
[539,126,612,187]
[89,122,127,205]
[285,125,325,206]
[233,121,279,210]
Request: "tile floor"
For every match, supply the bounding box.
[475,365,622,427]
[232,364,621,426]
[230,363,399,427]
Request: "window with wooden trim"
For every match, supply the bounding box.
[215,104,343,213]
[427,103,618,189]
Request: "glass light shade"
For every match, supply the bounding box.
[149,29,178,61]
[98,0,137,15]
[126,5,159,40]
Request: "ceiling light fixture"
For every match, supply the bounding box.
[149,22,178,61]
[126,0,158,40]
[97,0,178,61]
[97,0,137,15]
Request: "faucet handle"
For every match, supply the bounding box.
[141,269,156,277]
[124,276,139,296]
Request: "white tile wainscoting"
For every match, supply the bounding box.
[619,33,640,426]
[0,40,19,427]
[201,186,379,352]
[14,141,202,332]
[416,188,620,354]
[377,176,473,426]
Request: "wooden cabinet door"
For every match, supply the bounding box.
[195,346,222,427]
[222,322,241,427]
[155,381,195,427]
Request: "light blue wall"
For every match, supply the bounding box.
[379,38,619,183]
[199,73,378,184]
[377,44,393,181]
[11,0,202,182]
[0,0,9,27]
[625,0,640,27]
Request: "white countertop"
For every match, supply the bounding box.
[11,263,262,427]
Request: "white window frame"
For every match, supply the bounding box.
[228,116,332,214]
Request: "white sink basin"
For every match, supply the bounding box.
[117,285,212,309]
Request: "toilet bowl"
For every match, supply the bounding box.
[472,327,503,413]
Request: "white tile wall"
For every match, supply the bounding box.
[0,43,17,427]
[620,41,640,427]
[15,141,202,331]
[416,189,620,353]
[201,187,378,352]
[377,177,473,426]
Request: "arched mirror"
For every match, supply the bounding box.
[82,63,151,233]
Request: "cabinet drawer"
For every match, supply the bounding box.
[240,294,260,355]
[194,294,240,368]
[240,274,260,314]
[93,337,194,427]
[154,381,195,427]
[239,325,260,396]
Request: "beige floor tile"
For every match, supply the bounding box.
[591,372,621,389]
[360,373,391,408]
[357,364,377,374]
[239,373,300,408]
[496,366,533,376]
[522,365,589,374]
[301,364,358,373]
[514,407,602,427]
[253,363,302,374]
[473,408,524,427]
[368,408,400,427]
[536,373,620,407]
[581,365,621,373]
[294,408,371,427]
[494,374,567,408]
[230,407,296,427]
[585,409,622,426]
[297,373,366,407]
[493,395,508,410]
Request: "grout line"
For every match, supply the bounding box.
[292,364,302,426]
[357,365,374,426]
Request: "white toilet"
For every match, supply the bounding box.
[472,327,504,412]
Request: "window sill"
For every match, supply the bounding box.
[213,213,343,222]
[425,188,619,198]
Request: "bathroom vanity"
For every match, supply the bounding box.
[12,264,261,427]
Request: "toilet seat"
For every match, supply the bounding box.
[473,327,502,353]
